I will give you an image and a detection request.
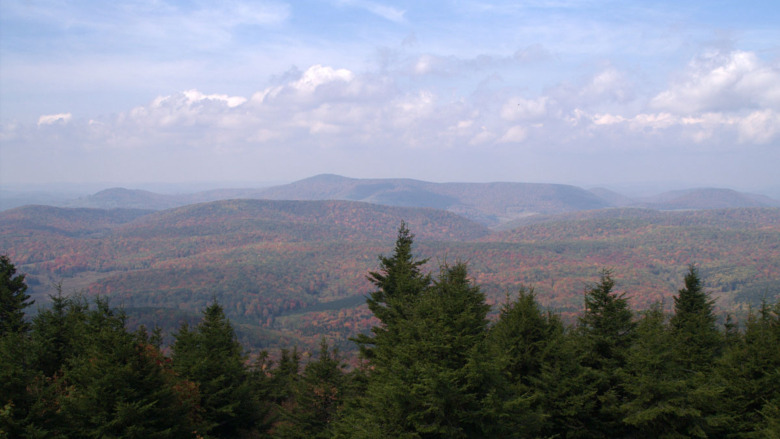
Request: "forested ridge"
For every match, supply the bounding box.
[2,202,780,355]
[2,223,780,438]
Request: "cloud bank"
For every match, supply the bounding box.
[1,1,778,190]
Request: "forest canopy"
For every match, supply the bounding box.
[1,224,779,437]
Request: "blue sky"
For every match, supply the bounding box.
[1,1,779,192]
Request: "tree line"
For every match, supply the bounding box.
[1,222,779,438]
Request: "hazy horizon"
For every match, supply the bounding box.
[2,173,780,202]
[2,1,779,191]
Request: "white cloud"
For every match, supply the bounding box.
[37,113,72,126]
[501,97,549,121]
[738,109,780,144]
[252,65,358,104]
[181,90,247,108]
[498,126,527,143]
[580,68,633,103]
[6,46,779,187]
[290,65,355,93]
[650,50,780,114]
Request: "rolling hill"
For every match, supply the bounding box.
[2,197,779,354]
[254,174,610,226]
[635,188,780,210]
[6,176,779,230]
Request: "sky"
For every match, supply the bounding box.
[1,1,779,193]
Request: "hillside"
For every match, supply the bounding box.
[115,198,489,241]
[0,205,153,236]
[6,176,779,230]
[2,200,779,354]
[256,174,610,226]
[636,188,780,210]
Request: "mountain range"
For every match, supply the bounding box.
[3,174,778,227]
[2,175,779,353]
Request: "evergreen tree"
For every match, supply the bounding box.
[620,304,722,437]
[579,270,636,368]
[173,300,263,438]
[336,223,432,437]
[576,269,636,437]
[29,293,90,378]
[274,339,347,439]
[534,329,597,438]
[669,265,721,371]
[0,325,40,438]
[486,287,563,437]
[2,295,202,438]
[269,347,301,408]
[338,226,495,438]
[718,300,780,437]
[0,255,33,336]
[0,257,38,438]
[353,221,431,360]
[55,301,201,438]
[401,262,495,437]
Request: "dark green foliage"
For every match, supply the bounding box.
[579,270,636,368]
[0,331,40,438]
[487,287,564,436]
[0,255,33,335]
[576,270,636,437]
[620,304,722,437]
[400,262,495,437]
[5,225,780,438]
[269,347,301,406]
[718,301,780,437]
[55,305,201,438]
[172,300,265,438]
[340,225,497,438]
[2,294,202,438]
[670,265,721,371]
[533,331,597,438]
[274,339,347,439]
[354,221,431,355]
[619,267,730,438]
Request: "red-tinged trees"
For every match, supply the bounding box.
[55,310,202,439]
[2,293,203,438]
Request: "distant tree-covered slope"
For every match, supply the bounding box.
[2,201,779,354]
[636,188,780,210]
[0,205,153,236]
[9,175,778,229]
[116,199,489,241]
[466,207,780,311]
[255,174,610,225]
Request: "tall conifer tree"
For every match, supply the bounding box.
[0,255,33,336]
[353,221,431,360]
[173,301,263,438]
[670,265,720,371]
[487,287,564,436]
[577,270,636,437]
[338,226,496,438]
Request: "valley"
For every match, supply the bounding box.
[2,175,779,354]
